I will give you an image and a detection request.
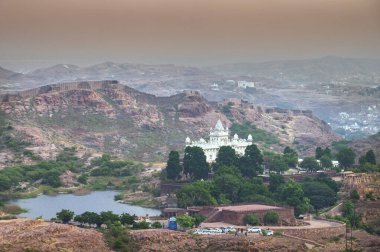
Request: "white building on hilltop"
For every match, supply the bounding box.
[185,120,253,162]
[237,81,255,89]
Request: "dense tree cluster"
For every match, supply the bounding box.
[302,174,340,211]
[90,154,142,177]
[171,143,343,217]
[337,147,356,168]
[0,148,82,191]
[56,209,138,228]
[359,150,376,165]
[175,213,206,229]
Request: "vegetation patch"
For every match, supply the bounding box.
[230,122,279,145]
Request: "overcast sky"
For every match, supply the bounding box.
[0,0,380,70]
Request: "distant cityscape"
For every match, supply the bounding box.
[327,105,380,139]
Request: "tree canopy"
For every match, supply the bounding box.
[176,181,217,208]
[166,151,181,180]
[183,146,209,180]
[214,146,238,170]
[238,144,263,177]
[337,148,356,168]
[267,154,288,174]
[283,146,298,168]
[56,209,74,224]
[300,157,320,172]
[279,180,311,216]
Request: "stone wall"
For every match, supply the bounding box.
[160,182,189,195]
[211,207,296,226]
[341,172,380,199]
[0,80,119,102]
[277,225,346,243]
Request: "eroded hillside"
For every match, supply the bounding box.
[0,219,111,252]
[0,81,340,166]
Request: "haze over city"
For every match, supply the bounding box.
[1,0,380,71]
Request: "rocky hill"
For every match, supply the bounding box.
[0,67,24,90]
[0,81,340,166]
[0,219,110,252]
[208,56,380,84]
[349,133,380,164]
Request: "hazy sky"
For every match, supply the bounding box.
[0,0,380,70]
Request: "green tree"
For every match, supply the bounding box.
[359,155,367,165]
[243,213,260,225]
[337,148,356,168]
[56,209,74,224]
[350,190,360,201]
[120,213,136,225]
[323,147,332,158]
[342,200,354,217]
[77,174,88,184]
[213,168,242,203]
[283,146,298,168]
[43,170,62,187]
[0,175,12,191]
[73,214,84,225]
[166,151,181,180]
[214,146,238,171]
[100,211,120,226]
[315,147,324,159]
[268,154,288,174]
[300,157,320,172]
[269,173,285,193]
[280,180,311,216]
[176,181,217,208]
[132,221,150,229]
[151,221,162,229]
[320,154,333,169]
[238,144,263,177]
[365,150,376,165]
[80,211,103,227]
[183,146,209,180]
[238,177,272,203]
[176,215,194,228]
[192,213,206,227]
[302,181,337,210]
[264,211,279,225]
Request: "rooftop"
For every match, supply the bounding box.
[220,204,281,212]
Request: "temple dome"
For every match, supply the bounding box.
[247,134,253,141]
[214,119,224,131]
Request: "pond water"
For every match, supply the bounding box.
[10,191,161,220]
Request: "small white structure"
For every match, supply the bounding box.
[185,120,253,162]
[211,83,219,90]
[237,81,255,89]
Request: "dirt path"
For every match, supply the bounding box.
[200,218,344,230]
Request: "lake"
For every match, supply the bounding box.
[10,191,161,219]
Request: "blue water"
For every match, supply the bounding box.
[10,191,161,219]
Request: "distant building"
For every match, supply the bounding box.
[210,83,219,90]
[237,81,255,89]
[185,120,253,162]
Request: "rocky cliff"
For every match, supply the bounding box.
[0,81,340,166]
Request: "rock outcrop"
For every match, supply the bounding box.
[0,219,111,252]
[0,81,340,166]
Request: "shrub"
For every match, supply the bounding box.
[264,211,279,225]
[132,221,150,229]
[350,190,360,201]
[243,213,260,225]
[151,221,162,229]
